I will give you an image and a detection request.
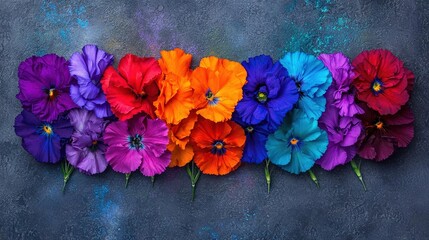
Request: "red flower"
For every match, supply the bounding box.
[357,104,414,161]
[352,49,413,115]
[101,54,161,121]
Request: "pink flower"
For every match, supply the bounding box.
[103,114,171,176]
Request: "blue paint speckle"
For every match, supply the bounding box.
[77,18,89,28]
[197,226,219,240]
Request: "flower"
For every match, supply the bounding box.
[168,111,198,167]
[266,109,328,174]
[357,104,414,161]
[16,54,77,122]
[235,55,299,132]
[279,52,332,120]
[318,52,363,117]
[317,104,363,170]
[69,45,114,118]
[103,114,171,176]
[232,112,270,164]
[191,56,247,122]
[14,110,73,163]
[190,116,246,175]
[154,48,194,124]
[101,54,161,121]
[352,49,412,115]
[65,109,108,174]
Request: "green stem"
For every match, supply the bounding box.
[308,169,319,188]
[125,173,131,188]
[151,176,155,186]
[265,159,271,194]
[351,160,367,191]
[61,160,74,193]
[186,161,201,201]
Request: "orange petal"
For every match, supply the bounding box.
[158,48,192,77]
[168,143,194,168]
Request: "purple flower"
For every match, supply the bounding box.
[317,104,363,170]
[69,45,114,118]
[103,114,171,176]
[14,110,73,163]
[318,53,363,117]
[17,54,77,122]
[65,109,108,174]
[235,55,299,132]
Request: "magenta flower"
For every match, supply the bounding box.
[69,45,114,118]
[17,54,77,122]
[318,53,363,117]
[66,109,108,175]
[103,114,171,176]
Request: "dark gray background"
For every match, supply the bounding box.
[1,0,428,239]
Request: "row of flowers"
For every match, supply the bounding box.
[14,45,414,198]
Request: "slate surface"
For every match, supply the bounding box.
[1,0,428,239]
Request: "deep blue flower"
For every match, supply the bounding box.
[266,109,328,174]
[235,55,299,132]
[279,52,332,120]
[233,112,270,164]
[14,110,73,163]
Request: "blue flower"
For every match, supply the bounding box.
[14,110,73,163]
[233,112,270,164]
[279,52,332,120]
[235,55,299,132]
[266,109,328,174]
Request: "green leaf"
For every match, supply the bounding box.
[125,173,131,188]
[308,169,319,188]
[265,159,271,194]
[350,159,367,191]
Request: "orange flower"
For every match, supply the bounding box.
[167,111,198,167]
[154,48,194,124]
[191,56,247,122]
[190,116,246,175]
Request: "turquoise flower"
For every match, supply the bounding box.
[266,109,328,174]
[279,52,332,120]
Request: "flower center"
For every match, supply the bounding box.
[290,138,299,145]
[205,89,219,105]
[42,125,53,135]
[139,90,147,99]
[211,140,226,155]
[47,88,58,100]
[89,140,99,151]
[246,126,254,133]
[375,121,384,129]
[129,134,144,150]
[371,78,383,95]
[256,91,267,103]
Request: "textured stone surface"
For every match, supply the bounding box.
[1,0,428,239]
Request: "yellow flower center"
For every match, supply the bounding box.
[290,138,299,145]
[375,121,384,129]
[257,92,267,103]
[372,82,381,92]
[246,126,254,133]
[43,125,53,135]
[214,142,224,149]
[48,88,57,100]
[92,140,98,145]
